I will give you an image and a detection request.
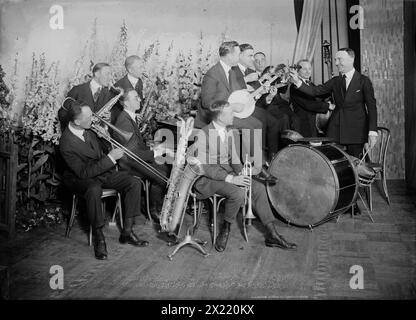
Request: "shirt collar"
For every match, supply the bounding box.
[238,63,247,73]
[68,122,85,141]
[90,78,102,93]
[342,68,355,80]
[127,74,139,88]
[219,59,232,75]
[212,121,227,133]
[124,109,137,121]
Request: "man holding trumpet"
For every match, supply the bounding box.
[190,100,297,253]
[59,101,149,260]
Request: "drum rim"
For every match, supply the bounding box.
[267,143,359,228]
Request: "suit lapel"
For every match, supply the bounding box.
[216,62,231,92]
[344,71,360,102]
[67,129,99,159]
[82,82,95,108]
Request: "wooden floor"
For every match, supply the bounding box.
[0,180,415,300]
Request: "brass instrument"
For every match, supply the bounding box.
[159,116,195,234]
[90,114,169,183]
[94,85,124,122]
[242,154,255,242]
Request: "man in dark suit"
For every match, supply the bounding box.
[195,41,273,182]
[290,59,335,137]
[190,100,297,252]
[111,55,145,124]
[60,102,149,260]
[58,63,117,130]
[112,89,173,218]
[290,48,378,157]
[233,44,289,159]
[290,48,378,215]
[195,41,242,128]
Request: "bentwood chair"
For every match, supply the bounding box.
[65,189,123,246]
[363,127,391,210]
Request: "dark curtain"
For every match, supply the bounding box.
[294,0,304,31]
[346,0,361,72]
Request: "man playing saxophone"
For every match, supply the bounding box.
[189,100,297,253]
[112,88,173,220]
[59,101,149,260]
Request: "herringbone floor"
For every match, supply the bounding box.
[1,180,415,299]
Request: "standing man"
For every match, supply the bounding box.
[59,63,117,130]
[233,44,287,159]
[195,41,242,128]
[60,102,149,260]
[290,48,378,157]
[290,59,335,137]
[111,55,146,124]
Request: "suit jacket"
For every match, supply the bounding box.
[195,62,240,128]
[112,110,154,162]
[111,75,145,124]
[297,71,377,144]
[189,123,242,198]
[59,127,115,182]
[58,81,116,130]
[290,80,330,137]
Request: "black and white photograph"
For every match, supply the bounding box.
[0,0,415,305]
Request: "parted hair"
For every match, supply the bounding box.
[219,41,239,57]
[209,100,229,120]
[92,62,110,75]
[338,48,355,58]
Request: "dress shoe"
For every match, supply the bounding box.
[265,221,297,250]
[93,238,108,260]
[253,168,277,185]
[215,221,231,252]
[119,231,149,247]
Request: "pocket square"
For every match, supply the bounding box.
[356,89,361,92]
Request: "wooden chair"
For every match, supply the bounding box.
[364,127,391,210]
[65,189,123,246]
[133,176,152,223]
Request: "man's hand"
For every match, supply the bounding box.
[328,102,336,111]
[244,72,259,83]
[230,175,251,187]
[368,134,378,149]
[289,69,302,87]
[108,148,124,160]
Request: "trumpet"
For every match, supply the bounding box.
[90,113,169,183]
[242,154,255,241]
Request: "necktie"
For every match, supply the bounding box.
[341,74,347,98]
[228,69,234,89]
[83,131,92,147]
[93,87,102,103]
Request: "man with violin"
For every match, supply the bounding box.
[290,59,335,137]
[58,63,118,131]
[59,101,150,260]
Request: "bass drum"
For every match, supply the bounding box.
[267,143,358,228]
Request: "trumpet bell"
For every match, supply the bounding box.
[244,206,255,220]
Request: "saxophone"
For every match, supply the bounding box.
[94,86,124,122]
[159,116,203,234]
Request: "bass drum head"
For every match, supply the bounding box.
[267,145,337,227]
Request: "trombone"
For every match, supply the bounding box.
[242,154,255,242]
[90,113,169,183]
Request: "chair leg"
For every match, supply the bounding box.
[66,195,78,238]
[212,196,217,246]
[88,226,92,246]
[358,191,374,223]
[145,180,153,222]
[381,171,390,205]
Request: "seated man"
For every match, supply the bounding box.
[60,101,149,260]
[190,100,297,252]
[112,88,172,218]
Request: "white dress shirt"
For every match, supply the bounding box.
[238,63,247,75]
[68,122,116,164]
[89,78,102,97]
[219,60,232,83]
[127,74,139,89]
[342,68,355,90]
[124,109,137,122]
